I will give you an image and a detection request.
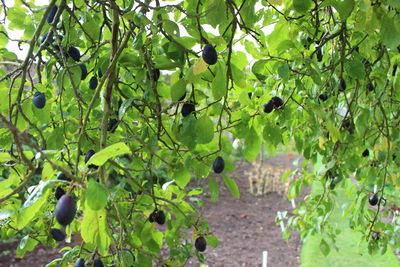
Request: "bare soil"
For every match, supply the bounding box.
[0,155,302,267]
[189,154,302,267]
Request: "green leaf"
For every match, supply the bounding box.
[46,127,65,150]
[81,208,111,256]
[86,142,130,166]
[163,20,180,36]
[118,98,134,120]
[0,152,12,161]
[263,121,282,147]
[86,179,108,210]
[69,65,82,88]
[170,79,187,101]
[208,176,219,203]
[278,63,290,81]
[174,165,191,188]
[320,238,330,256]
[326,121,340,143]
[205,0,226,28]
[17,180,58,230]
[252,60,268,81]
[195,115,214,144]
[16,235,38,258]
[231,64,246,88]
[206,235,219,248]
[221,174,240,198]
[212,62,227,100]
[320,0,355,21]
[293,0,312,13]
[243,127,262,162]
[180,115,197,150]
[345,58,366,79]
[381,15,400,49]
[82,14,100,41]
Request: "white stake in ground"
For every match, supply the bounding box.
[262,250,268,267]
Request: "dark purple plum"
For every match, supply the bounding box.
[55,195,76,226]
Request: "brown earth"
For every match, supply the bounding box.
[188,154,302,267]
[0,154,303,267]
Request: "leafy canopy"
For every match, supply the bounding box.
[0,0,399,265]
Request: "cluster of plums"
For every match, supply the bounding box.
[149,209,166,225]
[263,96,283,113]
[36,4,99,110]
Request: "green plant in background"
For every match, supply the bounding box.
[0,0,399,266]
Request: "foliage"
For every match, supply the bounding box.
[0,0,399,266]
[300,180,399,266]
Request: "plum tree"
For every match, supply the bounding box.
[1,0,399,265]
[212,156,225,174]
[202,44,218,65]
[32,92,46,109]
[50,228,66,242]
[55,195,77,226]
[194,236,207,252]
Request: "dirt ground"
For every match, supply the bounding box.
[189,155,302,267]
[0,155,302,267]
